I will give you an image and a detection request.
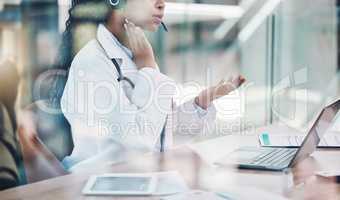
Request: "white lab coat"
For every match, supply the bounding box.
[61,24,216,171]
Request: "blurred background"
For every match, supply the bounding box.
[1,0,338,130]
[0,0,339,188]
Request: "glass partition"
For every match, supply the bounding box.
[0,0,339,188]
[234,0,338,131]
[271,0,338,130]
[0,0,338,136]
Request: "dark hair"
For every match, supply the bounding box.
[57,0,110,70]
[50,0,112,106]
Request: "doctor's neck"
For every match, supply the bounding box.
[105,11,128,47]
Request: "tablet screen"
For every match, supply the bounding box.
[91,177,152,192]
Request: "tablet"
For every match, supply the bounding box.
[82,173,157,196]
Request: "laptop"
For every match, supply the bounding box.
[218,99,340,171]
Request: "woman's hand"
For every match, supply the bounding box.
[195,75,246,110]
[124,19,157,70]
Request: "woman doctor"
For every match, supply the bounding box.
[60,0,245,170]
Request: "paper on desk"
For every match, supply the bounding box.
[217,186,289,200]
[160,188,289,200]
[259,133,340,147]
[160,190,230,200]
[153,171,190,196]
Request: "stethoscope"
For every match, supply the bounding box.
[97,23,168,90]
[97,22,169,152]
[96,37,136,89]
[97,38,167,152]
[110,56,136,89]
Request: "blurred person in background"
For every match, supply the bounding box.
[0,60,20,189]
[59,0,245,170]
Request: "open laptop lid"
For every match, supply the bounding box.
[290,99,340,167]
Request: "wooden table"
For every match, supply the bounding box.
[1,135,340,200]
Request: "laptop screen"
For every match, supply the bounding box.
[291,100,340,166]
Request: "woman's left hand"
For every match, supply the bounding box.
[195,75,246,110]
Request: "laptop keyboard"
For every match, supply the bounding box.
[250,148,297,168]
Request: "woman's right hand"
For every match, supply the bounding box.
[124,19,157,70]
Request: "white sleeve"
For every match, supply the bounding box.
[173,98,217,137]
[61,56,176,152]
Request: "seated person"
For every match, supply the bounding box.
[0,59,19,130]
[0,59,20,189]
[0,102,19,190]
[60,0,245,171]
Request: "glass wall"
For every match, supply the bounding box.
[240,0,339,132]
[272,0,338,130]
[0,0,339,188]
[0,0,338,138]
